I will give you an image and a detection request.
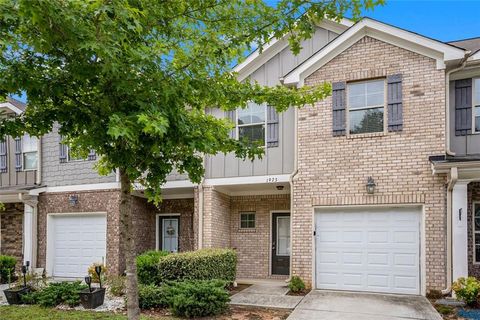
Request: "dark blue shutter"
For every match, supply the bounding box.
[226,110,236,138]
[332,81,346,136]
[14,137,22,171]
[88,149,96,161]
[455,79,472,136]
[0,139,7,173]
[387,74,403,132]
[59,136,68,163]
[267,105,279,147]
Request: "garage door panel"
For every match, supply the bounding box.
[51,214,107,278]
[315,207,421,295]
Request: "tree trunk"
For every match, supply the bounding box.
[119,169,141,320]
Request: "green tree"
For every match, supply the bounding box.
[0,1,383,319]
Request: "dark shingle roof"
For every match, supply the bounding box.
[5,96,26,112]
[448,37,480,54]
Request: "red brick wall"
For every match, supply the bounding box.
[0,203,24,270]
[468,182,480,277]
[157,198,195,252]
[295,36,447,290]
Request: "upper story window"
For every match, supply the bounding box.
[348,79,385,134]
[237,103,266,145]
[22,134,38,170]
[474,78,480,133]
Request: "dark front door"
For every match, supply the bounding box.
[158,216,179,253]
[271,212,290,275]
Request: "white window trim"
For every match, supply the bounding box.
[66,146,85,162]
[346,79,387,136]
[473,201,480,264]
[235,105,268,147]
[155,213,180,251]
[473,78,480,134]
[239,212,256,229]
[22,135,38,172]
[276,215,291,256]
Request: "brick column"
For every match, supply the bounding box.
[202,186,231,248]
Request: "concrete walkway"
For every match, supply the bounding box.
[230,281,303,309]
[287,290,442,320]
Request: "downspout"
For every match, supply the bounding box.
[198,181,204,249]
[442,166,458,295]
[445,53,469,156]
[36,137,42,185]
[288,105,299,281]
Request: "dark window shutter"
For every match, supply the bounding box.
[14,137,22,171]
[59,136,68,163]
[455,79,472,136]
[387,74,403,132]
[267,105,279,147]
[0,139,7,173]
[332,81,346,136]
[88,149,96,161]
[225,110,236,138]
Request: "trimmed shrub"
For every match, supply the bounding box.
[0,255,16,284]
[136,250,170,285]
[139,284,168,309]
[155,249,236,285]
[22,281,87,307]
[288,276,306,293]
[164,280,229,317]
[452,277,480,306]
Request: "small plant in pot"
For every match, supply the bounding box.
[4,262,31,305]
[79,265,106,309]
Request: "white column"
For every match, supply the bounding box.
[452,181,469,281]
[23,204,37,267]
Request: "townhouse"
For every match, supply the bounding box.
[0,17,479,297]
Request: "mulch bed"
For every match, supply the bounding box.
[287,289,311,296]
[142,305,291,319]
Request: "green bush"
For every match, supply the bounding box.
[164,280,229,317]
[154,249,236,285]
[22,281,87,307]
[106,275,125,297]
[139,284,168,309]
[0,255,16,284]
[288,276,306,293]
[452,277,480,306]
[136,250,169,285]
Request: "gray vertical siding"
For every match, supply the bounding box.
[0,135,37,188]
[449,71,480,156]
[205,27,337,178]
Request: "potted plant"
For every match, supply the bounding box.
[79,265,106,309]
[3,263,31,305]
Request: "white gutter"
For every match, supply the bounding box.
[36,137,42,185]
[288,106,299,280]
[198,181,204,249]
[442,166,458,295]
[445,53,470,156]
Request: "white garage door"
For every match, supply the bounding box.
[50,214,107,278]
[315,207,421,295]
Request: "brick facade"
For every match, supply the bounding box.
[156,198,195,252]
[230,194,290,279]
[0,203,24,270]
[202,187,231,248]
[468,182,480,277]
[294,36,447,290]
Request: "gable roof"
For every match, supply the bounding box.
[283,17,467,87]
[0,97,26,115]
[448,37,480,53]
[233,18,354,81]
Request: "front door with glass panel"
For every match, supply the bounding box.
[158,216,179,253]
[272,213,290,275]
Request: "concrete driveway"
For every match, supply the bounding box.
[287,290,442,320]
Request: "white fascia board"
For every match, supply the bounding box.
[29,182,120,195]
[0,102,23,115]
[234,18,353,81]
[284,18,466,87]
[469,51,480,62]
[203,174,290,186]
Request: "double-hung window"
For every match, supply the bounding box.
[474,78,480,133]
[237,103,266,146]
[474,203,480,263]
[22,134,38,170]
[348,79,385,134]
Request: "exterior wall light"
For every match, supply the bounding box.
[366,177,376,194]
[68,194,79,206]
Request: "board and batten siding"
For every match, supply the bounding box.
[205,27,338,178]
[449,69,480,156]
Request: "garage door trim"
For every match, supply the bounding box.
[46,212,107,278]
[312,205,425,296]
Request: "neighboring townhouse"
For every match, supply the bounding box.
[0,97,40,270]
[2,16,480,299]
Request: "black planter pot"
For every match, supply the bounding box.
[79,287,106,309]
[3,286,30,305]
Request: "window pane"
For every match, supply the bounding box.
[239,124,265,145]
[22,135,38,152]
[240,212,255,229]
[349,95,366,109]
[476,245,480,263]
[23,152,37,170]
[476,205,480,231]
[475,106,480,132]
[238,103,265,125]
[349,107,384,134]
[367,92,384,106]
[277,217,290,256]
[474,79,480,104]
